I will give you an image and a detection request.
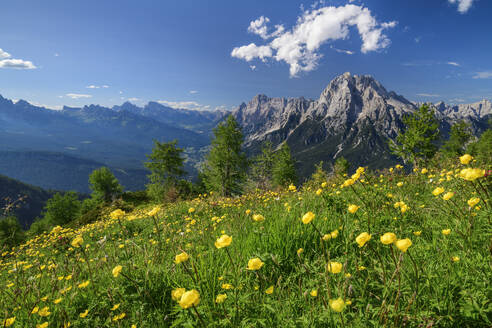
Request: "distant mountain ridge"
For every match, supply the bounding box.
[233,72,491,177]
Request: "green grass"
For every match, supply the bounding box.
[0,162,491,327]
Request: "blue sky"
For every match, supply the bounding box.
[0,0,491,110]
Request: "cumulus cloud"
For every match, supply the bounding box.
[448,0,475,13]
[472,71,492,79]
[0,48,37,69]
[250,65,257,71]
[231,4,396,77]
[157,100,211,111]
[66,93,92,99]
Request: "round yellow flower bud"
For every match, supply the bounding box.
[395,238,412,252]
[215,234,232,248]
[301,212,315,224]
[179,289,200,309]
[252,214,265,222]
[112,265,122,278]
[459,154,473,165]
[355,232,371,247]
[348,204,360,214]
[327,261,343,274]
[380,232,397,245]
[329,298,345,312]
[247,258,264,270]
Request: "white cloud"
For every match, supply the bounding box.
[250,65,257,71]
[0,48,11,59]
[417,93,440,97]
[189,90,198,94]
[157,100,211,111]
[473,71,492,79]
[119,91,123,94]
[0,48,37,69]
[447,61,460,66]
[231,43,273,62]
[86,85,99,89]
[231,4,396,77]
[331,46,354,55]
[448,0,475,13]
[66,93,92,99]
[127,97,140,102]
[54,53,59,57]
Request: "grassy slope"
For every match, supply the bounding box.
[0,161,491,327]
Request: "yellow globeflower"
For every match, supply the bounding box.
[397,182,404,187]
[348,204,359,214]
[329,298,345,312]
[3,317,15,327]
[442,192,454,200]
[36,322,49,328]
[321,182,328,188]
[32,306,39,314]
[442,229,451,235]
[175,252,189,264]
[79,309,89,318]
[459,154,473,165]
[297,248,304,255]
[245,209,251,215]
[215,234,232,248]
[421,168,428,174]
[330,230,339,239]
[221,283,233,290]
[112,265,122,278]
[467,197,480,207]
[171,288,186,301]
[265,286,274,294]
[110,304,120,311]
[316,189,323,195]
[432,187,445,196]
[147,206,160,216]
[355,232,371,247]
[395,238,412,252]
[327,261,343,274]
[288,184,297,192]
[38,307,51,317]
[77,280,90,289]
[322,234,331,241]
[110,209,125,220]
[188,207,195,214]
[413,231,422,236]
[380,232,397,245]
[71,235,84,248]
[215,293,227,304]
[179,289,200,309]
[247,258,264,270]
[301,212,315,224]
[252,214,265,222]
[310,289,318,297]
[459,168,485,181]
[451,256,460,262]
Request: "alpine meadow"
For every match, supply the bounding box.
[0,1,491,327]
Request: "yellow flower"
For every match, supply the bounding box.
[221,283,233,290]
[245,209,251,215]
[3,317,15,327]
[288,184,297,192]
[310,289,318,297]
[247,258,264,270]
[348,204,359,214]
[413,231,422,236]
[459,154,473,165]
[459,168,485,181]
[265,286,274,294]
[442,192,454,200]
[329,298,345,312]
[79,309,89,318]
[36,322,49,328]
[301,211,315,224]
[215,234,232,248]
[321,182,328,188]
[172,288,186,301]
[215,293,227,303]
[112,265,122,278]
[297,248,304,255]
[467,197,480,207]
[147,206,160,216]
[188,207,195,214]
[110,209,125,220]
[113,313,126,321]
[252,214,265,222]
[78,280,90,289]
[380,232,397,245]
[432,187,445,196]
[355,232,371,247]
[179,289,200,309]
[110,303,121,311]
[54,298,62,304]
[316,189,322,195]
[71,235,84,248]
[442,229,451,235]
[327,261,343,274]
[421,168,428,174]
[175,252,189,264]
[397,182,404,187]
[38,307,51,317]
[395,238,412,252]
[32,306,39,314]
[451,256,460,262]
[330,229,339,239]
[322,234,331,241]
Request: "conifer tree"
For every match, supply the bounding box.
[272,143,297,187]
[203,115,247,196]
[88,167,123,203]
[250,141,275,190]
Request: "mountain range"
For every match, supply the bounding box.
[0,72,490,192]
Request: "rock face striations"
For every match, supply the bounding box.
[233,72,490,177]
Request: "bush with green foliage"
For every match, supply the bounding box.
[0,216,25,249]
[272,143,297,188]
[89,167,123,203]
[42,192,81,226]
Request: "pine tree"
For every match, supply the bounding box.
[272,143,297,187]
[250,141,275,190]
[441,120,473,156]
[144,140,186,201]
[389,104,440,166]
[203,115,247,196]
[88,167,123,203]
